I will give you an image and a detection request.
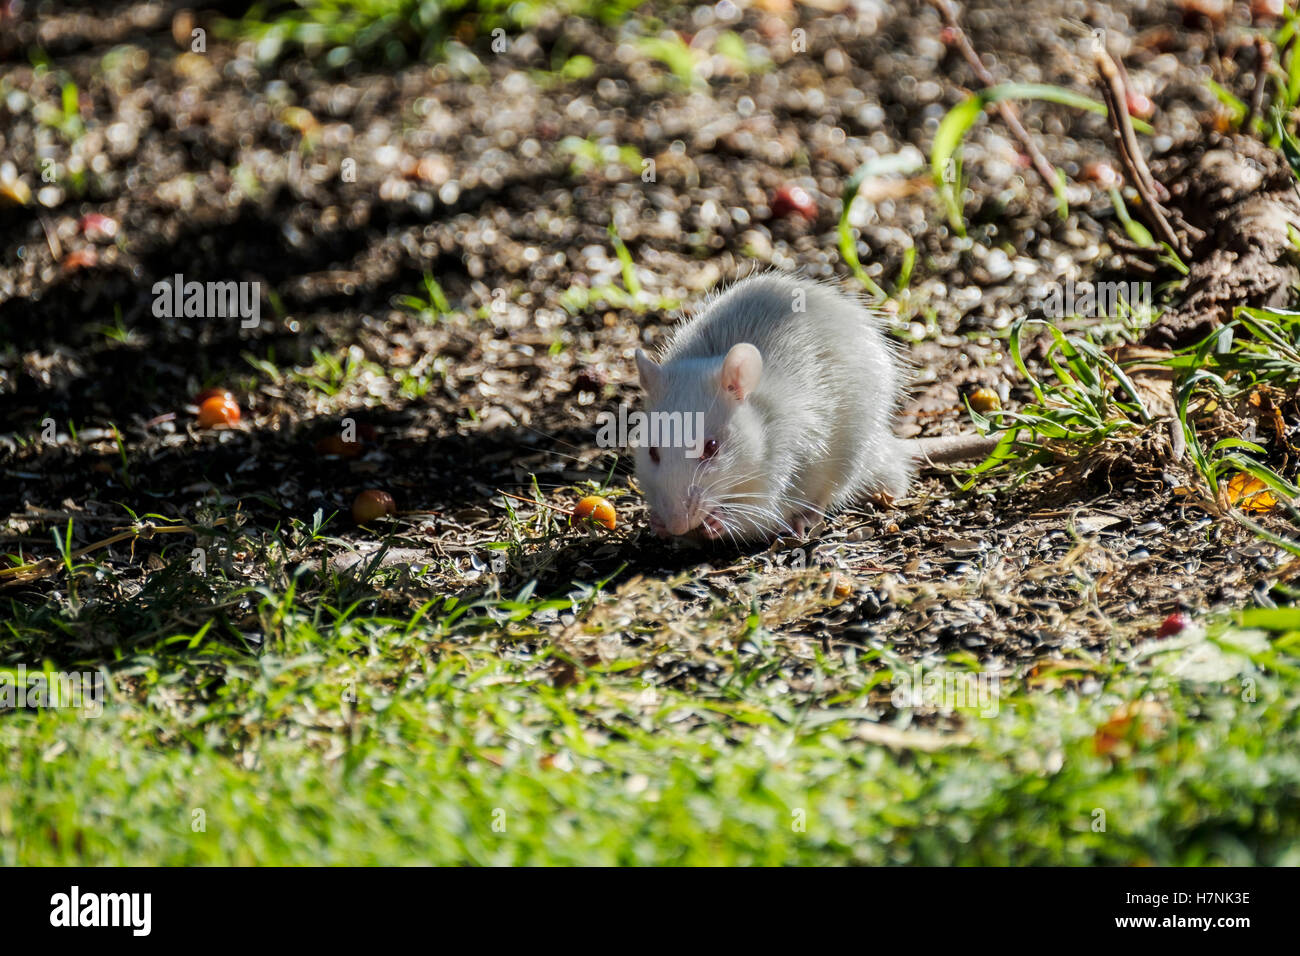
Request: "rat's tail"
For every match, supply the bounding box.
[910,432,1002,466]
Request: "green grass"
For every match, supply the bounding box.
[965,306,1300,527]
[395,273,454,323]
[558,136,643,177]
[962,316,1154,482]
[7,297,1300,869]
[289,345,381,398]
[1260,5,1300,162]
[837,153,925,301]
[929,83,1151,234]
[634,30,764,89]
[4,515,1300,864]
[1172,308,1300,511]
[556,224,679,315]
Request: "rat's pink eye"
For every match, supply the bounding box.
[702,439,719,460]
[649,447,660,464]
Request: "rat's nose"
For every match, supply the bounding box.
[665,487,705,535]
[666,503,699,535]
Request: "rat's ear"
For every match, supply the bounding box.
[634,349,662,396]
[719,343,762,402]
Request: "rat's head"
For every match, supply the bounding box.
[633,342,767,540]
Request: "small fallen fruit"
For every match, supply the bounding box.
[61,248,98,271]
[197,394,241,428]
[195,387,234,405]
[281,106,320,136]
[1253,0,1285,20]
[1157,611,1189,638]
[315,434,363,459]
[1126,90,1155,120]
[1080,161,1121,189]
[78,212,119,242]
[0,173,31,206]
[770,184,817,221]
[352,489,396,524]
[1178,0,1229,29]
[968,387,1002,414]
[571,495,616,530]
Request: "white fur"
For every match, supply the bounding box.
[634,273,912,542]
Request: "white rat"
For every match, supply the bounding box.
[633,273,997,542]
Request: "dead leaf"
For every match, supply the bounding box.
[1093,700,1169,756]
[1225,472,1278,514]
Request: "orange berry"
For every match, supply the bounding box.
[61,248,98,271]
[352,490,396,524]
[195,387,234,405]
[197,395,241,428]
[571,495,616,530]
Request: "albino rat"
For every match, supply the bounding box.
[633,273,998,542]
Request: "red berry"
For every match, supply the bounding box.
[78,212,118,242]
[1126,90,1155,120]
[770,184,817,222]
[1157,612,1189,638]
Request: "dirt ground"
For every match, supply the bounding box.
[0,0,1289,668]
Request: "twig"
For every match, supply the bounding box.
[1108,239,1160,273]
[929,0,1060,195]
[1244,35,1272,132]
[1106,47,1205,241]
[495,489,575,517]
[1095,46,1165,201]
[38,215,61,261]
[0,519,232,585]
[1094,45,1189,259]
